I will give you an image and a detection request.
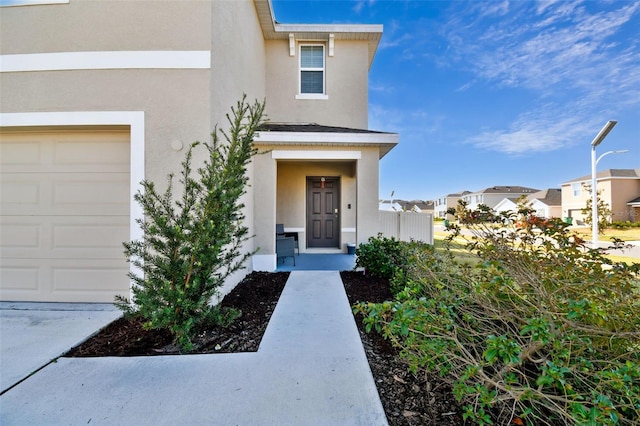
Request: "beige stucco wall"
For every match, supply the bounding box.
[207,0,268,292]
[264,40,369,128]
[0,1,212,54]
[562,178,640,223]
[210,0,266,125]
[356,148,380,242]
[604,179,640,222]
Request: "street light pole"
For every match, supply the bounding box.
[589,120,618,248]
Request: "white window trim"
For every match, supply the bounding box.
[298,44,326,97]
[295,93,329,100]
[572,182,581,197]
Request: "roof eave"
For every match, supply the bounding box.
[254,131,398,159]
[254,0,382,68]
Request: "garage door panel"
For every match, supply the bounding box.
[0,132,129,174]
[53,222,128,253]
[53,262,128,291]
[0,264,40,292]
[1,173,129,216]
[0,140,43,166]
[55,138,129,168]
[0,180,40,208]
[1,130,130,303]
[0,259,127,303]
[53,176,129,215]
[1,217,128,259]
[0,222,40,249]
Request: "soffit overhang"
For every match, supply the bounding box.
[254,130,398,159]
[254,0,382,69]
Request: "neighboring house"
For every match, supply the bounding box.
[494,189,562,218]
[0,0,397,303]
[400,200,434,214]
[494,198,520,214]
[379,199,433,213]
[434,191,470,219]
[379,199,403,211]
[462,186,539,211]
[561,169,640,224]
[527,188,562,218]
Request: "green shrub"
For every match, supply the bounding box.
[356,206,640,425]
[115,96,265,351]
[354,234,408,280]
[611,221,640,229]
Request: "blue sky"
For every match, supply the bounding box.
[272,0,640,201]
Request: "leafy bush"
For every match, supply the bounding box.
[356,205,640,425]
[355,234,408,280]
[611,221,640,229]
[115,96,265,351]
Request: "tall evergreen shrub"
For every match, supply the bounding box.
[116,96,266,350]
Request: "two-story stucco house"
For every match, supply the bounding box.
[561,169,640,224]
[0,0,398,303]
[434,191,470,219]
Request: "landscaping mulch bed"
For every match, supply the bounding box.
[65,270,463,425]
[341,271,463,426]
[65,271,289,356]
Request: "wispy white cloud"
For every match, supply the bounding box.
[436,1,640,154]
[369,103,445,141]
[379,32,413,50]
[353,0,375,14]
[467,103,596,155]
[455,80,477,92]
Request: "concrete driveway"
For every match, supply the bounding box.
[0,302,121,393]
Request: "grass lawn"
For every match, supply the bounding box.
[571,226,639,265]
[434,227,639,266]
[570,226,640,242]
[433,232,479,264]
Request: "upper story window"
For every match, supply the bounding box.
[572,183,581,197]
[299,45,325,95]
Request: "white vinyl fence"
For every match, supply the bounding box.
[378,211,433,244]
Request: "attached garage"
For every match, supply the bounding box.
[0,129,131,303]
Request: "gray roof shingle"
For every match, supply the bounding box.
[258,123,390,134]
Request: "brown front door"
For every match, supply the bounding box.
[306,177,340,248]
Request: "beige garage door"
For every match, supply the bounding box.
[0,129,130,303]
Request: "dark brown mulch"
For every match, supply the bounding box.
[341,271,463,426]
[64,271,289,356]
[64,270,463,425]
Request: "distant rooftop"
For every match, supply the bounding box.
[473,186,540,195]
[564,168,640,184]
[527,188,562,206]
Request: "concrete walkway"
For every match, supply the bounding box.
[0,302,122,393]
[0,271,388,425]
